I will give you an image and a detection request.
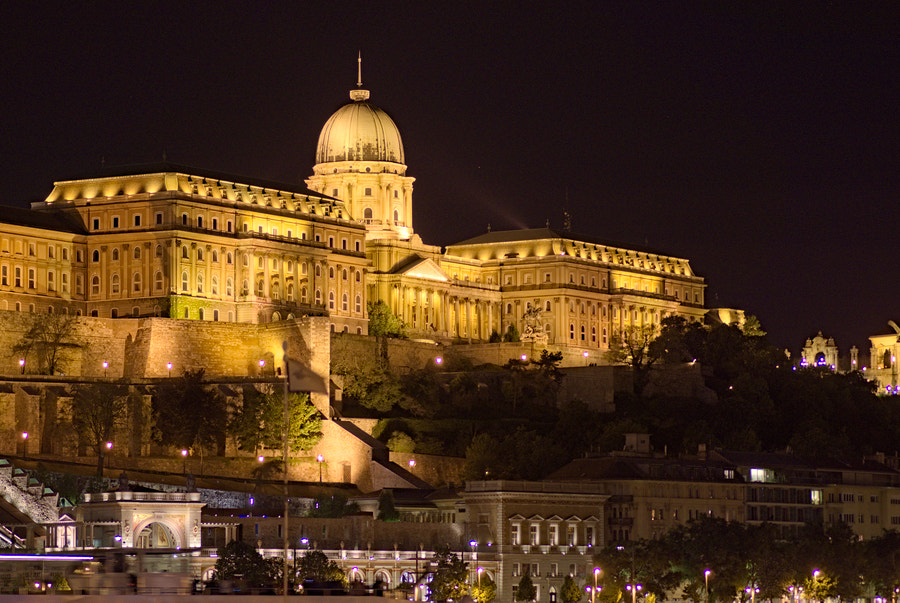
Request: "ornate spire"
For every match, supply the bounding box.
[350,51,370,101]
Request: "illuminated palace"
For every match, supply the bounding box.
[0,76,706,354]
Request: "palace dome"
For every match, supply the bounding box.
[315,89,405,165]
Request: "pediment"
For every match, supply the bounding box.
[396,257,449,282]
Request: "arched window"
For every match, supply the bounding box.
[226,277,233,297]
[112,248,120,261]
[506,303,512,314]
[154,271,163,291]
[315,265,321,277]
[198,308,204,320]
[111,274,120,294]
[91,275,100,295]
[133,246,141,259]
[329,267,334,279]
[241,279,249,296]
[196,273,204,293]
[328,291,335,310]
[184,307,189,318]
[355,271,361,282]
[545,300,551,311]
[315,288,321,305]
[182,214,188,225]
[591,327,597,342]
[181,271,189,291]
[197,248,204,261]
[212,250,218,263]
[213,309,219,321]
[256,280,264,296]
[393,209,399,223]
[211,275,219,295]
[132,272,141,292]
[342,269,348,280]
[272,282,280,299]
[569,324,575,340]
[155,244,163,258]
[226,252,233,264]
[364,208,373,220]
[302,286,308,302]
[92,250,100,262]
[342,293,348,311]
[581,325,586,341]
[197,216,203,228]
[355,294,361,313]
[182,246,189,259]
[287,284,294,301]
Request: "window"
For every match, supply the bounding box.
[197,273,204,293]
[355,240,361,252]
[548,525,558,546]
[227,252,233,264]
[111,308,118,318]
[133,273,141,292]
[511,525,521,546]
[182,214,188,225]
[112,217,120,228]
[155,212,163,225]
[342,269,348,280]
[197,216,203,228]
[62,248,68,261]
[328,236,334,247]
[133,246,141,259]
[212,275,218,295]
[328,291,335,310]
[227,220,233,232]
[154,271,163,291]
[91,275,100,295]
[76,274,83,294]
[133,214,141,227]
[1,266,6,286]
[112,248,120,261]
[92,218,100,230]
[197,248,204,261]
[355,294,361,313]
[110,274,120,294]
[530,524,539,545]
[364,187,372,196]
[212,218,218,230]
[181,271,188,292]
[28,269,35,289]
[182,246,189,259]
[567,525,576,546]
[342,293,348,311]
[47,271,55,291]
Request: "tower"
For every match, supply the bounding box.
[306,56,415,242]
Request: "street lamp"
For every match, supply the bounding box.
[18,358,25,374]
[166,362,173,377]
[181,449,188,473]
[593,568,601,603]
[746,587,759,603]
[626,583,642,603]
[408,458,416,469]
[102,361,109,377]
[477,566,483,588]
[21,432,28,458]
[317,454,324,482]
[705,569,711,603]
[105,441,113,471]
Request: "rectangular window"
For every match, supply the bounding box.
[93,218,100,230]
[567,526,576,546]
[28,269,35,289]
[530,524,539,545]
[134,214,141,227]
[156,212,163,225]
[548,525,558,546]
[112,216,120,228]
[212,218,218,230]
[511,525,520,546]
[1,265,6,286]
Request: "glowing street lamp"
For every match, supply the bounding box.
[477,566,484,588]
[317,454,324,482]
[105,441,113,471]
[181,449,188,473]
[705,569,711,603]
[102,361,109,377]
[166,362,173,377]
[746,586,759,603]
[18,358,25,374]
[408,458,416,469]
[21,432,28,458]
[435,356,443,366]
[593,568,601,603]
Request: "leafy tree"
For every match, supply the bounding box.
[331,339,404,412]
[606,324,659,395]
[386,431,416,452]
[377,489,400,521]
[152,369,227,451]
[294,550,345,583]
[464,433,506,480]
[502,324,520,342]
[488,330,502,343]
[13,313,81,375]
[68,383,129,478]
[471,574,497,603]
[367,300,405,339]
[430,545,469,602]
[214,540,279,588]
[561,574,582,603]
[307,494,359,518]
[232,390,322,453]
[515,572,536,602]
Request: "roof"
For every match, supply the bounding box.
[0,204,87,235]
[55,161,336,201]
[449,227,678,258]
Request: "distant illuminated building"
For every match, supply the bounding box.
[869,321,900,393]
[800,332,839,369]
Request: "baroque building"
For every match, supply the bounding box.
[0,72,706,355]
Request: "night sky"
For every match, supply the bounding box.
[2,2,898,356]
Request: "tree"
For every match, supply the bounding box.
[68,383,129,478]
[606,324,658,395]
[516,572,537,602]
[377,489,400,521]
[430,545,469,602]
[331,338,405,412]
[152,369,227,451]
[295,550,345,583]
[503,324,521,342]
[561,575,582,603]
[214,540,279,588]
[367,300,405,339]
[13,313,81,375]
[235,390,322,452]
[472,574,497,603]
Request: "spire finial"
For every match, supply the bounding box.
[349,52,370,102]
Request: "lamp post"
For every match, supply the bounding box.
[746,587,759,603]
[181,449,188,473]
[317,454,324,483]
[19,358,25,374]
[102,361,109,377]
[593,568,601,603]
[105,441,113,471]
[167,362,172,377]
[477,566,483,590]
[705,569,711,603]
[627,584,642,603]
[21,432,28,458]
